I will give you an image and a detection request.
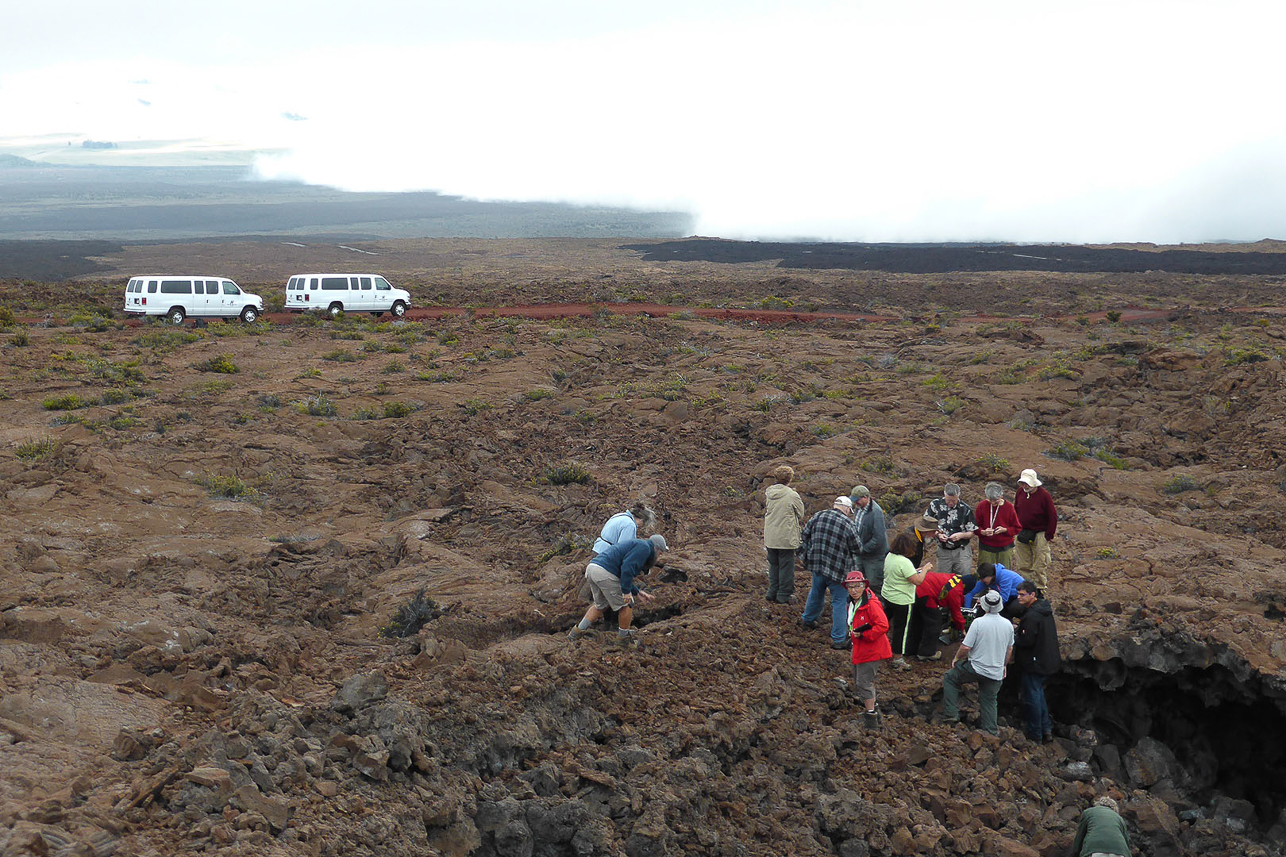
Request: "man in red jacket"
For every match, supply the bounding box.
[1014,468,1057,592]
[908,571,964,660]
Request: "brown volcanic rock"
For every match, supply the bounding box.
[1,240,1286,855]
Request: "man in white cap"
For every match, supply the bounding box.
[797,496,862,650]
[1014,468,1057,592]
[938,589,1014,735]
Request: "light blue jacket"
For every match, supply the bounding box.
[593,511,637,554]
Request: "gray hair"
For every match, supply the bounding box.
[1094,796,1119,813]
[984,482,1003,500]
[943,483,961,497]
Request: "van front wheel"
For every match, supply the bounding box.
[168,307,186,325]
[391,300,407,318]
[328,302,344,318]
[240,306,259,324]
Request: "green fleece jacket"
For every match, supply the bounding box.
[1071,805,1130,857]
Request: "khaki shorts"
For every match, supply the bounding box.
[586,563,629,611]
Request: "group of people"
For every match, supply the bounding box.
[567,480,1126,854]
[765,466,1062,742]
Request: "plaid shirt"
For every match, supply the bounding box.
[798,508,860,583]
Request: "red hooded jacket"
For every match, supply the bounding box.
[848,592,892,664]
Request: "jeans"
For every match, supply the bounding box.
[801,574,849,645]
[942,659,1003,734]
[765,548,795,601]
[1021,670,1052,738]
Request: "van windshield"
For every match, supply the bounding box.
[223,282,240,295]
[374,277,391,291]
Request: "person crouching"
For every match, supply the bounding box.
[846,570,892,728]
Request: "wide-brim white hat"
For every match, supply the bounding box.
[1018,468,1042,488]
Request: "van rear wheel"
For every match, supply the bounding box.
[328,302,344,318]
[391,300,407,318]
[168,307,186,325]
[240,306,259,323]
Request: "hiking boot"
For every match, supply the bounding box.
[616,629,639,648]
[890,658,913,671]
[830,639,850,650]
[1043,731,1054,744]
[916,651,942,661]
[798,618,819,630]
[863,709,882,729]
[764,593,777,602]
[567,626,594,641]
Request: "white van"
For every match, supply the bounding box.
[285,274,411,318]
[123,276,264,324]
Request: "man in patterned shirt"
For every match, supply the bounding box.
[924,484,977,579]
[797,496,862,650]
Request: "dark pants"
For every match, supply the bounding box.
[1021,670,1052,739]
[942,659,1003,735]
[885,600,913,656]
[909,598,944,657]
[765,548,795,602]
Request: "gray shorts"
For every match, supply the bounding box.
[852,661,880,703]
[586,563,628,611]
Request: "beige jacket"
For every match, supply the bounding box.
[764,483,806,549]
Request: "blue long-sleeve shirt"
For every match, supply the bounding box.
[592,511,638,554]
[590,538,657,595]
[963,563,1026,609]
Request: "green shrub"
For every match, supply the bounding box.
[1226,347,1270,366]
[42,393,87,411]
[296,394,338,417]
[524,388,554,401]
[1047,440,1089,462]
[379,589,442,638]
[195,471,259,500]
[1162,474,1198,494]
[543,461,592,485]
[382,401,416,418]
[322,349,360,362]
[100,388,131,405]
[1105,310,1122,323]
[382,360,406,374]
[1095,547,1120,559]
[10,330,30,347]
[15,437,61,461]
[977,453,1009,473]
[0,306,14,326]
[811,422,835,439]
[195,354,239,374]
[460,398,491,415]
[936,396,964,415]
[350,407,379,421]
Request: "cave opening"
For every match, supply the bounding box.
[1045,658,1286,833]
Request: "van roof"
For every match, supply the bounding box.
[287,273,389,278]
[128,275,235,280]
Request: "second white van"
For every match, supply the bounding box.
[123,276,264,324]
[285,274,411,318]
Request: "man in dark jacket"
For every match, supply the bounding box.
[849,485,888,593]
[1013,581,1060,742]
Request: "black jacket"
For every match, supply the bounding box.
[1014,599,1060,675]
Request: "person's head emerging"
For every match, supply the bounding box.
[849,485,871,509]
[774,465,795,485]
[977,562,997,587]
[1016,580,1041,607]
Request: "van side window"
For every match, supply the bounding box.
[161,280,193,294]
[322,277,347,291]
[310,278,319,290]
[288,278,298,290]
[195,282,207,295]
[223,282,240,295]
[360,277,372,290]
[374,277,391,291]
[207,281,219,292]
[148,281,158,293]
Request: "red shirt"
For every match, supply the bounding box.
[974,499,1022,549]
[916,571,966,631]
[1015,486,1057,540]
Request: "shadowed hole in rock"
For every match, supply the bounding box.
[1048,657,1286,838]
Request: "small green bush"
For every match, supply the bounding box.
[15,437,61,461]
[382,401,416,418]
[42,393,87,411]
[1226,347,1269,366]
[460,398,491,415]
[379,589,442,638]
[296,394,338,417]
[1047,440,1089,462]
[322,349,360,362]
[1095,547,1120,559]
[1105,310,1122,323]
[10,330,30,347]
[195,471,259,500]
[936,396,964,415]
[100,388,131,405]
[1162,474,1198,494]
[543,462,592,485]
[977,453,1010,473]
[0,306,15,326]
[195,354,239,374]
[524,388,554,401]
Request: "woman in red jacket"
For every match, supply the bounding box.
[846,570,892,728]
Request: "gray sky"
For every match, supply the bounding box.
[5,0,1285,243]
